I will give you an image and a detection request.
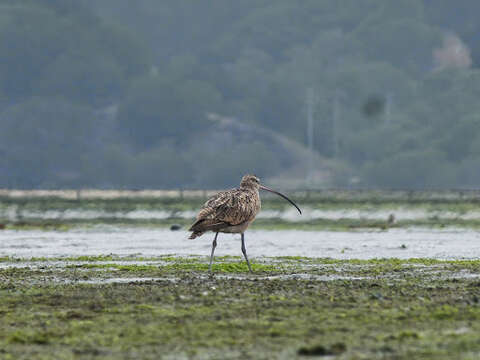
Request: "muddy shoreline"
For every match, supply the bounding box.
[1,256,480,359]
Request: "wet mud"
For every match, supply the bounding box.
[1,255,480,359]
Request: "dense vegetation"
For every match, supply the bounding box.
[1,0,480,188]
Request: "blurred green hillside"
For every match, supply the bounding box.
[1,0,480,189]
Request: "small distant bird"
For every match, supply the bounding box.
[387,214,396,225]
[188,174,301,272]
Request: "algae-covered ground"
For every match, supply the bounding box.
[1,255,480,359]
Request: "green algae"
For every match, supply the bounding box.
[1,257,480,359]
[67,263,160,272]
[66,261,278,273]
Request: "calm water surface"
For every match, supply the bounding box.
[0,227,479,259]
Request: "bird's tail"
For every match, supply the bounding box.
[189,231,203,239]
[188,219,229,239]
[188,219,205,239]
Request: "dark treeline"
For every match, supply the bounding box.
[1,0,480,189]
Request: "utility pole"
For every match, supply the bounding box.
[385,92,393,125]
[306,87,316,185]
[332,89,341,157]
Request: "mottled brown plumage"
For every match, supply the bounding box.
[188,174,302,273]
[188,175,261,239]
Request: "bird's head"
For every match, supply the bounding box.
[239,174,302,214]
[240,174,260,190]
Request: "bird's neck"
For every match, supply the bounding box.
[240,185,258,193]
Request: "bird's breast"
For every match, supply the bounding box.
[250,191,261,219]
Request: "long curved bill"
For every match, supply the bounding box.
[259,185,302,214]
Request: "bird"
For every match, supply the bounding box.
[188,174,302,273]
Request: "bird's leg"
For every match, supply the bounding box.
[241,233,253,273]
[209,232,219,273]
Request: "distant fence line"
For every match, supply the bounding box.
[1,189,480,201]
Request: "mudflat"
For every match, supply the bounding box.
[1,256,479,359]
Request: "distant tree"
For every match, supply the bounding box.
[36,52,125,107]
[342,125,405,165]
[128,144,194,188]
[187,141,284,188]
[355,19,442,74]
[256,80,304,141]
[418,69,480,131]
[439,113,480,162]
[0,97,97,188]
[0,2,150,105]
[363,149,452,188]
[1,0,480,189]
[117,75,222,150]
[0,4,64,101]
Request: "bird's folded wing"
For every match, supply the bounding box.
[197,189,255,225]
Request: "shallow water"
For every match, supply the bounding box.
[1,227,480,259]
[72,274,369,284]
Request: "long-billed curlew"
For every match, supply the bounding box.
[188,174,301,272]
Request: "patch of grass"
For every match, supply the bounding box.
[66,260,278,273]
[63,255,119,262]
[66,263,159,272]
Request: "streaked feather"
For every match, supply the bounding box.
[188,185,261,239]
